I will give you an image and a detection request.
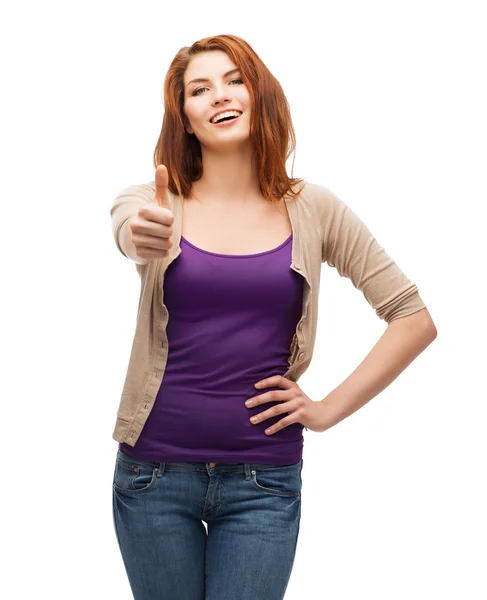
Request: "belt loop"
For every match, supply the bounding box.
[156,462,165,478]
[244,463,251,480]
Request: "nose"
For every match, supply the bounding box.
[211,87,233,107]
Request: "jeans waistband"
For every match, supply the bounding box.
[117,449,302,476]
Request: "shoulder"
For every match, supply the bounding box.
[113,180,180,210]
[126,181,156,200]
[293,180,345,216]
[111,181,157,206]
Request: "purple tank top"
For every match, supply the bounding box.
[119,232,305,465]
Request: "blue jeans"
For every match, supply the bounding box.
[112,449,303,600]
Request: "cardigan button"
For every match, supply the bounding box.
[298,353,304,361]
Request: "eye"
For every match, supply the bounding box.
[192,78,244,96]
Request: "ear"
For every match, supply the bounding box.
[184,119,194,135]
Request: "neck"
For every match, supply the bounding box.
[189,144,264,206]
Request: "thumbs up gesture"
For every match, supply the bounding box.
[129,165,175,262]
[154,163,171,210]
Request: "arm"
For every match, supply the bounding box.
[319,307,437,430]
[315,184,437,429]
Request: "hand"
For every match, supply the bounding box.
[130,164,175,262]
[245,375,328,435]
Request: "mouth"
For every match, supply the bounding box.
[210,110,243,125]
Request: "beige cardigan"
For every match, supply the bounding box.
[110,180,426,446]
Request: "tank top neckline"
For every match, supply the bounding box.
[180,233,292,258]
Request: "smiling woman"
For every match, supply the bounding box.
[153,34,304,203]
[110,32,436,600]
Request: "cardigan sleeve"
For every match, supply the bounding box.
[109,183,156,257]
[317,185,426,323]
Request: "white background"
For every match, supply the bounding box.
[1,0,486,598]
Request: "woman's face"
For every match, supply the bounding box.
[183,50,252,151]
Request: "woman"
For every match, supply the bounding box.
[110,34,437,600]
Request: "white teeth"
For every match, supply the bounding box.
[211,110,242,124]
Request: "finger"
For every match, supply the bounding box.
[155,164,170,208]
[249,399,294,422]
[265,415,295,435]
[245,389,289,407]
[254,375,293,390]
[251,407,296,435]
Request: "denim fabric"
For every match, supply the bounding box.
[112,449,303,600]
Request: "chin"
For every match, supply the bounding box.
[198,132,251,150]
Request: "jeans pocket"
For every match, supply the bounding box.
[113,455,158,495]
[249,462,302,498]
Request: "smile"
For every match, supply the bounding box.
[210,110,243,126]
[211,114,242,128]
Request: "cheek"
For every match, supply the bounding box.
[185,108,206,129]
[183,100,197,121]
[240,88,252,107]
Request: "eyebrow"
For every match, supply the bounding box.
[185,68,241,88]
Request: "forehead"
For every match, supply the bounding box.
[184,50,238,82]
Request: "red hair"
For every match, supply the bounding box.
[153,34,305,203]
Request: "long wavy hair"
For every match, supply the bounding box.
[153,34,305,203]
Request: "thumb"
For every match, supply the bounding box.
[155,164,170,209]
